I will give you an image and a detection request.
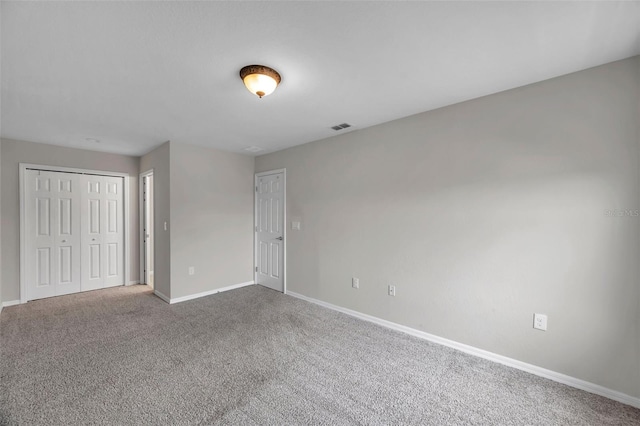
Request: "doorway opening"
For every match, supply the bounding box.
[140,170,154,289]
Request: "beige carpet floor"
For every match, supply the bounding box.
[1,284,639,425]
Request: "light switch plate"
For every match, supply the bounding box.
[292,221,301,230]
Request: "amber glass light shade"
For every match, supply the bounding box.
[239,65,281,98]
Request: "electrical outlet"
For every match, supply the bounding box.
[533,313,547,331]
[352,277,359,289]
[188,267,195,276]
[388,285,396,296]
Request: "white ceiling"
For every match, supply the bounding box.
[2,1,639,157]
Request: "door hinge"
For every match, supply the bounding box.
[255,226,258,232]
[255,267,258,272]
[255,186,258,192]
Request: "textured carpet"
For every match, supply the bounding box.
[1,285,638,425]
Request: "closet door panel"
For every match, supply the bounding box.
[80,175,124,291]
[25,170,81,300]
[103,176,124,288]
[81,176,105,291]
[54,173,81,296]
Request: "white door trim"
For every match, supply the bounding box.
[19,163,131,304]
[139,169,154,285]
[254,169,286,294]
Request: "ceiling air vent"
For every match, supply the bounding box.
[243,146,264,153]
[331,123,352,131]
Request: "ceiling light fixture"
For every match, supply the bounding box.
[243,146,265,153]
[239,65,281,98]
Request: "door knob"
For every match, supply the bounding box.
[276,236,283,241]
[61,240,66,243]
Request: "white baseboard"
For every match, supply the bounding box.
[127,280,139,286]
[169,281,254,304]
[153,290,171,304]
[287,291,640,409]
[1,299,22,314]
[2,300,21,308]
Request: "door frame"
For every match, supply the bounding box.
[254,169,287,294]
[19,163,131,304]
[139,169,154,286]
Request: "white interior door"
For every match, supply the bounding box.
[255,172,285,292]
[25,170,82,300]
[81,175,124,291]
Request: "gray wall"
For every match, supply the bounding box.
[256,57,640,399]
[170,142,254,299]
[140,141,171,298]
[1,138,140,301]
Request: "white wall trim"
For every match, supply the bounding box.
[2,300,21,308]
[139,169,154,285]
[123,175,131,289]
[19,165,27,303]
[168,281,254,304]
[254,168,286,294]
[154,289,170,303]
[127,280,139,286]
[287,291,640,409]
[19,163,132,303]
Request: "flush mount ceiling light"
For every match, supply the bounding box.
[239,65,281,98]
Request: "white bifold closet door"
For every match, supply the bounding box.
[81,175,124,291]
[25,171,82,300]
[25,170,124,301]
